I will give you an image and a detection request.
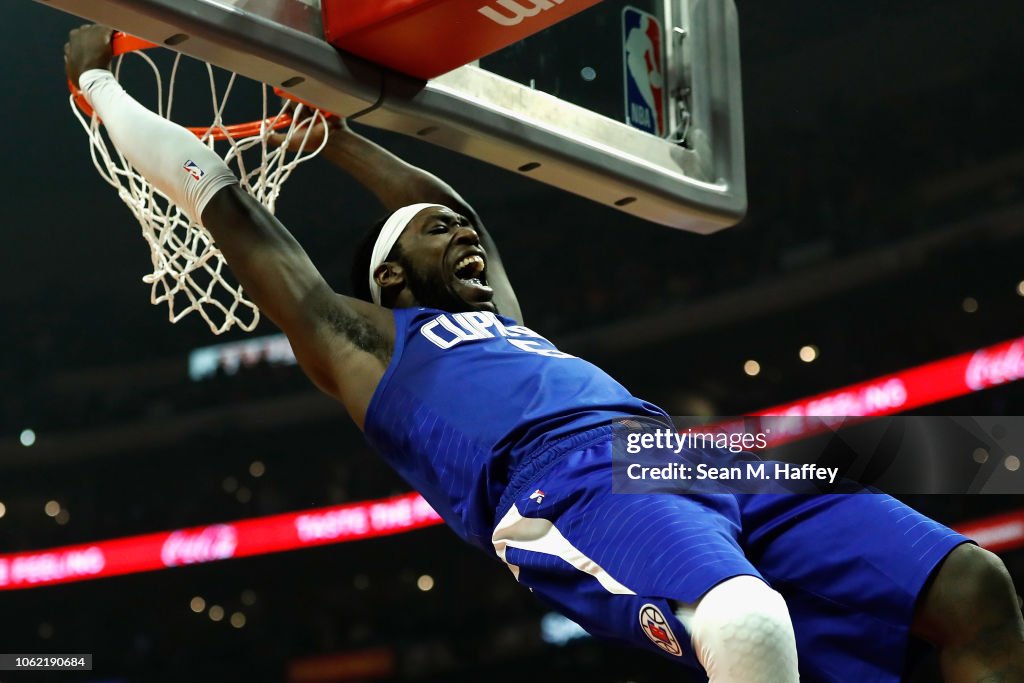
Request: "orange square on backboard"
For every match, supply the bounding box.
[322,0,602,79]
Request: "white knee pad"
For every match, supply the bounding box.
[675,575,799,683]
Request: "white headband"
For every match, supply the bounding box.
[368,203,447,305]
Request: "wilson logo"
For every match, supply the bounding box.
[478,0,567,27]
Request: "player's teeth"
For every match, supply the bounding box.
[455,255,484,275]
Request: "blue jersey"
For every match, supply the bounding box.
[364,307,670,548]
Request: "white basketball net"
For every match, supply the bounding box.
[70,50,329,334]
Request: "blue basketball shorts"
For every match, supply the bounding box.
[491,430,969,682]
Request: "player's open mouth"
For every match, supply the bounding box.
[453,254,490,290]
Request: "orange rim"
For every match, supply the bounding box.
[68,31,312,142]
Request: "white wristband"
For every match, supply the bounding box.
[79,69,238,226]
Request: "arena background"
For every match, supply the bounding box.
[2,1,1023,681]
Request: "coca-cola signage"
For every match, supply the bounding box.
[966,341,1024,391]
[160,525,238,567]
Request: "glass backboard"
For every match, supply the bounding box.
[39,0,744,233]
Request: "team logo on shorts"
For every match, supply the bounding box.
[639,603,683,656]
[529,489,545,503]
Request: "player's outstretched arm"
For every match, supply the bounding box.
[198,187,395,416]
[65,25,392,427]
[275,118,523,322]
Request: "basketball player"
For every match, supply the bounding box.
[65,25,1024,682]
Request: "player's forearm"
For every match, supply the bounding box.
[323,125,471,214]
[200,186,331,331]
[79,69,236,224]
[80,68,328,330]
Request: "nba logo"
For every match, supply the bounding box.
[183,160,206,181]
[622,6,666,137]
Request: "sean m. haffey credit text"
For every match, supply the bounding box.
[621,427,840,485]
